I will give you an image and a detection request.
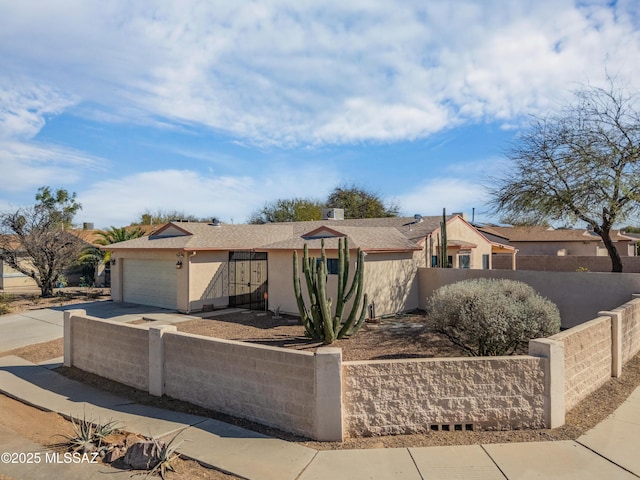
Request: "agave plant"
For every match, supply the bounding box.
[55,412,121,453]
[145,431,184,480]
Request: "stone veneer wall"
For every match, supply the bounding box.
[550,317,612,411]
[162,332,317,438]
[343,356,546,436]
[620,297,640,363]
[69,315,149,390]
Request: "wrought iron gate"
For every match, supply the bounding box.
[228,251,268,310]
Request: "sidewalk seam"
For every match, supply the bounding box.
[407,447,425,480]
[293,449,320,480]
[479,444,509,480]
[574,439,640,479]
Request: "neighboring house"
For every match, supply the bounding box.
[478,225,638,257]
[106,212,515,315]
[478,225,639,272]
[0,224,161,291]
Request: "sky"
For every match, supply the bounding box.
[1,1,640,229]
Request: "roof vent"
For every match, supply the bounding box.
[322,208,344,220]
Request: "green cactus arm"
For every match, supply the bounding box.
[294,250,321,339]
[334,238,346,330]
[315,260,336,343]
[342,293,369,338]
[338,249,365,338]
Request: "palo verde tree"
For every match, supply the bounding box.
[0,187,85,296]
[490,78,640,272]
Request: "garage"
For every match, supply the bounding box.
[122,258,177,310]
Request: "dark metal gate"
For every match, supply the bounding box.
[228,251,268,310]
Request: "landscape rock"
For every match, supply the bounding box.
[123,440,164,470]
[104,447,123,464]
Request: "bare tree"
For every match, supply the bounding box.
[490,78,640,272]
[0,187,86,296]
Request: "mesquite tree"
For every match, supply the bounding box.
[490,78,640,272]
[0,187,85,296]
[293,238,368,344]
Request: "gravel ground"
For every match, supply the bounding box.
[2,305,639,450]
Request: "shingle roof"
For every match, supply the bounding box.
[478,225,635,242]
[106,216,446,252]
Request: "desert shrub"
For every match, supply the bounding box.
[427,278,560,356]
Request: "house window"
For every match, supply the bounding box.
[431,256,438,267]
[458,254,471,269]
[482,254,490,270]
[317,258,339,275]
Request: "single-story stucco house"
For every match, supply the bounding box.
[105,211,515,316]
[478,225,638,257]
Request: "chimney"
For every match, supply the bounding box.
[322,208,344,220]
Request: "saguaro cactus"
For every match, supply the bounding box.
[438,208,449,268]
[293,238,368,344]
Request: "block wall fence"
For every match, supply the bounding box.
[64,294,640,441]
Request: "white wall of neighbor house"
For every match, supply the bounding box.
[187,250,229,312]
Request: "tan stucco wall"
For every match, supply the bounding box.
[419,268,640,328]
[427,218,494,269]
[187,251,229,312]
[362,251,421,315]
[269,249,422,318]
[0,259,38,290]
[510,240,635,257]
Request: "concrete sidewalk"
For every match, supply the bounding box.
[0,355,639,480]
[0,302,196,353]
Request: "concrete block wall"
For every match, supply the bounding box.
[343,357,546,436]
[621,297,640,363]
[492,255,640,273]
[551,316,612,411]
[162,332,318,438]
[66,313,149,390]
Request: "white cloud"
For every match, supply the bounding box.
[1,1,639,147]
[397,177,490,220]
[77,166,340,228]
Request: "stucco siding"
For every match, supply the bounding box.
[188,251,229,311]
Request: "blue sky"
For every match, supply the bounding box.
[1,1,640,229]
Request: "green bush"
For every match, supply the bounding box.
[427,278,560,356]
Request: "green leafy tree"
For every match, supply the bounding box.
[78,226,145,270]
[0,187,84,296]
[134,209,211,225]
[248,198,324,224]
[490,78,640,272]
[326,184,399,219]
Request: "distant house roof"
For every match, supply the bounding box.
[478,225,636,243]
[106,216,456,253]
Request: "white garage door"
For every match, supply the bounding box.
[122,259,177,310]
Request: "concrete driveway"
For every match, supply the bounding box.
[0,301,190,352]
